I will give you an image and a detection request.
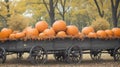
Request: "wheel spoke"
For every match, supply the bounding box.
[29,46,47,64]
[0,47,6,63]
[66,46,82,64]
[113,47,120,61]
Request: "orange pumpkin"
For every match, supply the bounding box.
[105,30,114,38]
[0,32,7,42]
[0,32,4,39]
[15,32,25,39]
[74,32,84,39]
[0,28,13,38]
[88,32,97,39]
[66,25,79,36]
[82,27,94,35]
[43,28,55,37]
[35,21,48,32]
[38,33,47,40]
[26,28,39,39]
[52,20,67,32]
[12,31,19,34]
[9,34,16,40]
[96,30,107,39]
[23,27,32,35]
[112,28,120,38]
[56,31,67,38]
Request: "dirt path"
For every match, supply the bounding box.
[0,53,120,67]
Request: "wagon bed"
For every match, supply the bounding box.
[0,38,120,64]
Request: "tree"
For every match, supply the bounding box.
[93,0,120,27]
[56,0,71,20]
[43,0,58,25]
[94,0,104,17]
[0,0,29,27]
[111,0,120,27]
[0,0,10,27]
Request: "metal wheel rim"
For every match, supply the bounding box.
[29,46,47,64]
[66,46,82,64]
[114,47,120,61]
[0,47,6,63]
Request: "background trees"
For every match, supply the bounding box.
[0,0,120,30]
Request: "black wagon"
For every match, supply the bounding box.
[0,38,120,64]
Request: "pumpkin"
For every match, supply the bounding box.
[9,34,16,40]
[23,26,32,34]
[35,21,48,32]
[38,33,47,40]
[52,20,67,32]
[43,28,55,37]
[26,28,39,39]
[56,31,67,38]
[0,28,13,38]
[66,25,79,36]
[112,28,120,38]
[12,31,19,34]
[96,30,107,39]
[0,32,4,39]
[74,32,84,39]
[0,32,7,42]
[15,32,25,39]
[88,32,97,39]
[82,27,94,35]
[105,30,114,38]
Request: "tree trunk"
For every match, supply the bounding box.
[62,14,65,20]
[49,0,55,25]
[111,0,120,27]
[112,9,118,27]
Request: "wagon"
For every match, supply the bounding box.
[0,38,120,64]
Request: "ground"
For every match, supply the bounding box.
[0,53,120,67]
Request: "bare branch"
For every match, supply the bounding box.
[94,0,104,17]
[60,0,63,7]
[115,0,120,10]
[63,0,66,14]
[43,0,50,13]
[56,3,63,16]
[111,0,114,8]
[54,0,58,8]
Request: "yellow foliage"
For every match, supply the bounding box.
[7,14,30,31]
[91,18,110,31]
[0,22,3,30]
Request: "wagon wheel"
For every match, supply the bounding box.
[65,46,82,64]
[107,49,114,57]
[0,47,6,63]
[113,47,120,61]
[54,52,65,62]
[28,46,47,64]
[90,50,101,61]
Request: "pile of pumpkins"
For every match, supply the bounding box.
[0,20,120,42]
